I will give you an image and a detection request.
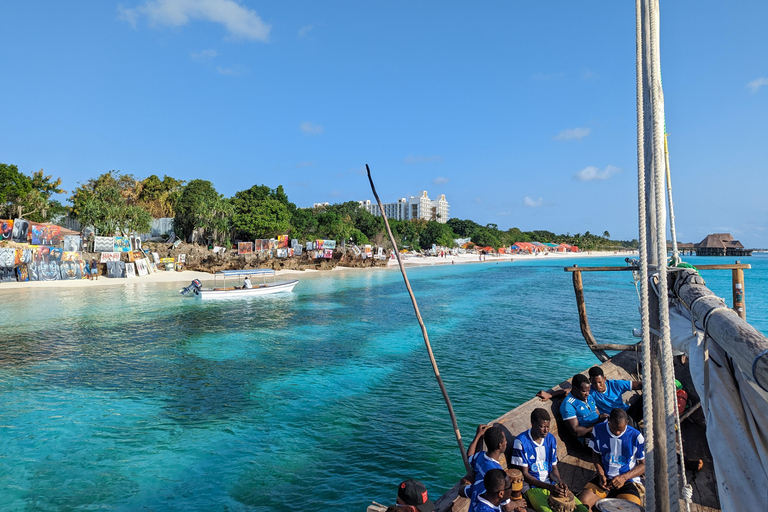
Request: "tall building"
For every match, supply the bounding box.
[358,191,450,223]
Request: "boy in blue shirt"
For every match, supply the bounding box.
[510,408,588,512]
[468,469,513,512]
[578,408,645,509]
[459,424,509,505]
[547,374,607,442]
[588,366,643,422]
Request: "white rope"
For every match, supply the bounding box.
[649,0,683,503]
[635,0,655,509]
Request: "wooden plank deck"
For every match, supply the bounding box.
[433,350,720,512]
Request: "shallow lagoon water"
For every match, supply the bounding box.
[1,254,766,511]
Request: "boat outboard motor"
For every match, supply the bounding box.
[180,279,202,296]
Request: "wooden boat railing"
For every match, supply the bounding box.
[564,261,751,362]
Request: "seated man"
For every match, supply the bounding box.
[537,374,607,443]
[578,408,645,508]
[242,277,252,289]
[469,469,513,512]
[510,408,588,512]
[588,366,643,421]
[459,424,509,506]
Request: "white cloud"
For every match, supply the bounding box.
[554,127,591,140]
[747,77,768,93]
[190,49,218,59]
[524,196,544,207]
[300,121,324,135]
[403,155,443,164]
[433,176,450,185]
[574,165,621,181]
[473,197,483,204]
[120,0,271,41]
[329,190,341,197]
[298,24,313,38]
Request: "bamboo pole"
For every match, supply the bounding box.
[366,164,471,473]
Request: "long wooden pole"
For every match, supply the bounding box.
[366,164,470,473]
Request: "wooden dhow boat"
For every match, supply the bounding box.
[367,1,768,511]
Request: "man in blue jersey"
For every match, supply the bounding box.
[578,408,645,509]
[469,469,513,512]
[459,424,510,506]
[541,374,607,442]
[511,408,588,512]
[588,366,643,422]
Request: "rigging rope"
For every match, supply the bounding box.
[634,1,655,509]
[649,0,683,506]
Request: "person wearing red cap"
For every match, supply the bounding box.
[395,479,434,512]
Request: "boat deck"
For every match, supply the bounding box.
[433,350,720,512]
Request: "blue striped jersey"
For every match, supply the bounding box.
[589,422,645,483]
[509,429,558,485]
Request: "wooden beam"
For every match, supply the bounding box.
[564,263,751,272]
[572,269,609,362]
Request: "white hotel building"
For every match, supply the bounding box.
[358,191,450,223]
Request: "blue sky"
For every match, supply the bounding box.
[1,1,766,247]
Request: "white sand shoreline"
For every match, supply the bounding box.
[0,250,638,291]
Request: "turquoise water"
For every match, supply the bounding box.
[1,254,766,511]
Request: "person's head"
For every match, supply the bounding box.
[571,374,591,401]
[530,408,551,439]
[396,480,434,512]
[484,425,507,453]
[482,468,511,505]
[588,366,607,393]
[608,408,628,436]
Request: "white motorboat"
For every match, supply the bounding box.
[180,269,298,299]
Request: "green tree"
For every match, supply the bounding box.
[138,174,185,218]
[471,227,501,248]
[0,163,32,217]
[420,221,456,248]
[174,180,232,243]
[603,230,611,239]
[447,218,480,238]
[69,171,152,234]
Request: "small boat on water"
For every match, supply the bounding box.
[180,269,298,299]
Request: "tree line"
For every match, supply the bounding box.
[1,164,637,251]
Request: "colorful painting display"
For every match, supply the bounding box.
[93,236,115,252]
[106,261,127,278]
[276,248,288,258]
[100,252,121,262]
[0,248,15,267]
[30,223,62,245]
[114,237,131,252]
[238,242,253,255]
[1,219,13,240]
[0,266,16,282]
[16,264,29,282]
[60,260,83,280]
[11,219,29,243]
[125,263,136,278]
[62,235,82,252]
[135,259,148,277]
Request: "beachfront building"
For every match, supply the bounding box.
[358,191,450,223]
[696,233,752,256]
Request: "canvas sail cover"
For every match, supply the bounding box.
[669,302,768,510]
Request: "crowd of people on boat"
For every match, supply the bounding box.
[376,367,646,512]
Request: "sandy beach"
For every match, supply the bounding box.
[0,250,637,291]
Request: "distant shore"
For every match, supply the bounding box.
[0,250,638,291]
